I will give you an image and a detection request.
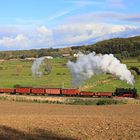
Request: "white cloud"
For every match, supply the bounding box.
[0,34,30,49]
[52,23,139,46]
[36,26,54,47]
[0,23,140,50]
[37,26,53,36]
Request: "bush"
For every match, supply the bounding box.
[67,99,95,105]
[13,84,21,88]
[0,66,3,70]
[70,57,77,62]
[130,70,138,79]
[137,57,140,62]
[96,99,119,105]
[56,73,61,75]
[66,98,124,105]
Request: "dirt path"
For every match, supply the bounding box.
[0,101,140,140]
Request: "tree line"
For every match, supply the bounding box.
[82,36,140,58]
[0,36,140,59]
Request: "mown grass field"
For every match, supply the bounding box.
[0,57,139,93]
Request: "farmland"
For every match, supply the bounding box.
[0,57,139,140]
[0,100,139,140]
[0,57,139,93]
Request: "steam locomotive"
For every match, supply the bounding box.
[0,86,138,98]
[114,88,137,98]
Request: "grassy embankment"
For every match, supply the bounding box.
[0,57,139,93]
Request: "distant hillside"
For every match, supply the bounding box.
[0,36,140,59]
[81,36,140,57]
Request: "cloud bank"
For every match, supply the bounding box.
[0,23,140,50]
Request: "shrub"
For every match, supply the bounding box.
[66,98,124,105]
[96,99,118,105]
[56,73,61,75]
[137,57,140,62]
[67,99,96,105]
[0,66,3,70]
[130,70,138,79]
[13,84,21,88]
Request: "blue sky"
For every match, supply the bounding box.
[0,0,140,50]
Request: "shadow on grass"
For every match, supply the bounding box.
[0,125,76,140]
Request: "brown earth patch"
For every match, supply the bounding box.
[0,101,140,140]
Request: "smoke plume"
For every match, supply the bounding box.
[67,52,134,86]
[31,57,46,77]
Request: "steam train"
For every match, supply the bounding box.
[0,86,138,98]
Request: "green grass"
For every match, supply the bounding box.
[0,58,71,88]
[122,58,140,68]
[0,57,140,94]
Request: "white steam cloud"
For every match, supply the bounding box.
[31,57,46,77]
[67,52,134,86]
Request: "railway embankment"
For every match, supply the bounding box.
[0,94,140,105]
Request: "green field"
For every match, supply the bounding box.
[0,57,140,94]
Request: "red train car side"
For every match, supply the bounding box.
[45,88,61,95]
[95,92,113,97]
[122,93,134,98]
[79,91,95,97]
[0,88,4,93]
[0,86,137,98]
[0,88,15,94]
[61,88,80,96]
[16,87,31,94]
[31,88,45,95]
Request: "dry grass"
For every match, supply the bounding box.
[0,100,140,140]
[0,94,140,106]
[0,94,67,104]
